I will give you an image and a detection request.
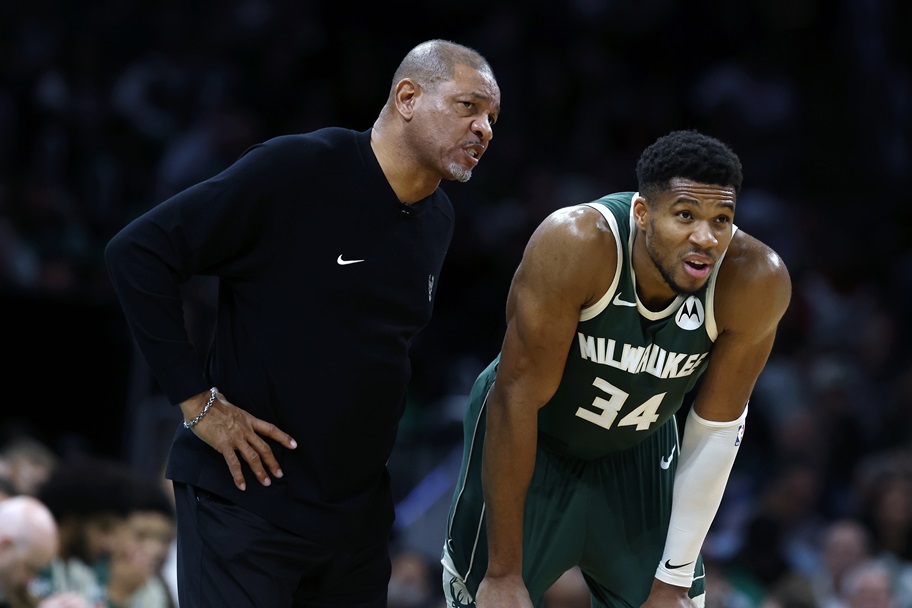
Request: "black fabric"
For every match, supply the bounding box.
[106,128,455,546]
[173,482,390,608]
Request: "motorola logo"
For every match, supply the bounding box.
[675,296,705,330]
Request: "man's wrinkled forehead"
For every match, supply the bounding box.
[453,65,501,106]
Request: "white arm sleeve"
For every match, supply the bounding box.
[655,404,748,588]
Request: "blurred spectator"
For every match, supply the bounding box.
[728,459,829,600]
[810,518,873,608]
[31,456,136,605]
[854,459,912,563]
[100,476,177,608]
[0,495,58,606]
[387,549,442,608]
[757,572,817,608]
[0,435,58,497]
[703,558,754,608]
[841,560,897,608]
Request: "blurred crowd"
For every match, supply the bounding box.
[1,0,911,607]
[0,442,178,607]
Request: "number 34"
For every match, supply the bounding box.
[575,377,666,431]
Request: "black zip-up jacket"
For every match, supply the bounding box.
[105,128,454,546]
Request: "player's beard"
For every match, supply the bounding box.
[645,233,707,297]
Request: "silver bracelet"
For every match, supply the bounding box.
[183,387,218,429]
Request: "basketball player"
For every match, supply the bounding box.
[442,129,791,608]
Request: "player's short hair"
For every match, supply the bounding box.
[636,129,743,203]
[391,39,494,93]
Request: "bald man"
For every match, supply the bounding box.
[106,38,501,608]
[0,496,58,605]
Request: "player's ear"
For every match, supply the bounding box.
[633,194,649,230]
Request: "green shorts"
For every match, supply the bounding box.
[442,359,705,608]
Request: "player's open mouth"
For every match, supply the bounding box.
[683,260,711,278]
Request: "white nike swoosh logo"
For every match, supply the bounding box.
[612,293,637,307]
[337,255,364,266]
[660,445,676,470]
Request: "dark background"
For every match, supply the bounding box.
[2,0,909,455]
[2,0,911,601]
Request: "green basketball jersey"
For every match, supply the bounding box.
[537,192,737,459]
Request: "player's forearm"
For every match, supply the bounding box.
[656,404,748,587]
[481,393,538,578]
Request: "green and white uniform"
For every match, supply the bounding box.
[442,192,737,607]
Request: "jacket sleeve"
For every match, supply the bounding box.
[104,139,292,404]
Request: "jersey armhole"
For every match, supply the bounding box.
[704,224,739,341]
[579,203,622,322]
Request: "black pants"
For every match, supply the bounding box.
[173,482,391,607]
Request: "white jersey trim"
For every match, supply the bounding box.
[575,192,738,340]
[704,225,737,342]
[579,202,623,322]
[445,379,495,584]
[625,192,684,321]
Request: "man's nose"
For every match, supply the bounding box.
[690,222,718,248]
[473,116,493,143]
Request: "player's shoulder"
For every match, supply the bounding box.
[521,205,619,278]
[520,202,621,301]
[723,230,790,284]
[534,199,621,247]
[716,229,792,328]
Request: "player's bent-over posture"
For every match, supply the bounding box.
[441,129,792,608]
